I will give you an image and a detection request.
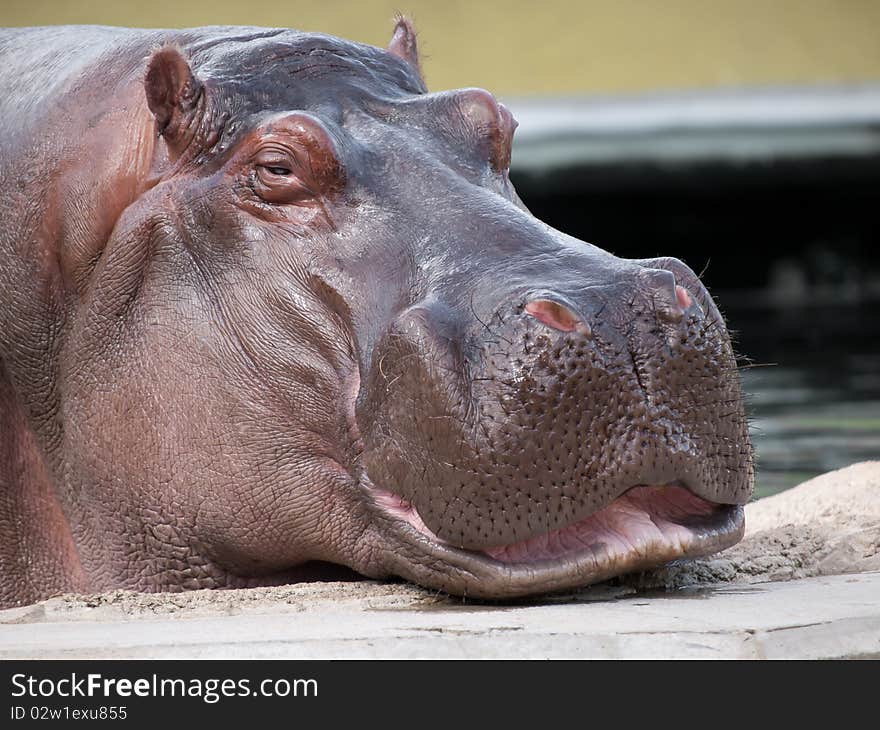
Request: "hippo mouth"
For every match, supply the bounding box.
[364,480,744,598]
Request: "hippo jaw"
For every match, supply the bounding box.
[361,478,743,599]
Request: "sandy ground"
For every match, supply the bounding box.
[1,461,878,658]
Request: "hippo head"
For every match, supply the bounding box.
[66,19,752,599]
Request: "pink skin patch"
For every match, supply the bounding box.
[675,285,692,311]
[524,300,591,337]
[371,488,440,539]
[483,485,717,564]
[371,483,723,566]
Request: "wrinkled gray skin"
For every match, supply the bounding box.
[0,20,753,608]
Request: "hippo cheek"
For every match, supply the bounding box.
[354,275,752,599]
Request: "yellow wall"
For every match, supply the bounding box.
[2,0,879,95]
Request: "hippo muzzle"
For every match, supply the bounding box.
[356,240,751,597]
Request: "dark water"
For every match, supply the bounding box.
[722,299,880,499]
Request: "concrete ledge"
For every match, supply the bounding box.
[0,573,877,659]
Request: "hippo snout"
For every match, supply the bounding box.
[359,252,751,595]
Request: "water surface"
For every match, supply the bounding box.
[723,300,880,498]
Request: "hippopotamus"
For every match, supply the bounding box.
[0,18,753,608]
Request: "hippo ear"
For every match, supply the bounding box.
[386,16,423,79]
[144,46,203,147]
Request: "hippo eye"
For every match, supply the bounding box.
[252,155,312,204]
[263,165,292,176]
[247,117,344,206]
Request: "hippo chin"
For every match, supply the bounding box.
[0,18,753,607]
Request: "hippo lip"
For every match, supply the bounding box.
[363,479,744,598]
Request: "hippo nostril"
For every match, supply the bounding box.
[524,299,591,337]
[641,268,693,324]
[675,285,692,311]
[657,284,694,323]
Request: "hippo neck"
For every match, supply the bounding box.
[0,30,164,598]
[0,360,85,606]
